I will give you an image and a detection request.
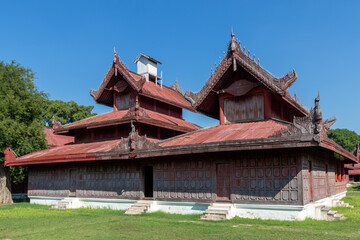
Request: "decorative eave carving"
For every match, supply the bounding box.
[169,80,183,95]
[352,143,360,158]
[4,143,17,165]
[123,97,149,121]
[111,122,158,152]
[279,70,297,90]
[52,116,63,130]
[271,93,332,144]
[324,116,336,132]
[191,57,233,108]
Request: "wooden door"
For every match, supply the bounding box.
[144,166,153,198]
[216,164,231,201]
[69,169,77,197]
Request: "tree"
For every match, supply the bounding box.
[327,128,360,152]
[0,61,48,202]
[0,61,48,184]
[43,99,97,127]
[0,60,97,192]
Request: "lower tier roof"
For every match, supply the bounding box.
[5,120,358,166]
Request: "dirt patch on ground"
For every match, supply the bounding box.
[178,220,204,224]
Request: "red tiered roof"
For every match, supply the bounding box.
[44,127,74,146]
[90,54,194,111]
[159,120,288,147]
[54,107,199,134]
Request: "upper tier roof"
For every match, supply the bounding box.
[184,31,309,118]
[90,53,194,111]
[53,107,200,134]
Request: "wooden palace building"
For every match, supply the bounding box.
[4,32,358,220]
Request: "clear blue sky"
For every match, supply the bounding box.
[1,1,359,133]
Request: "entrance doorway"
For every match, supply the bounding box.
[216,163,231,201]
[144,166,153,198]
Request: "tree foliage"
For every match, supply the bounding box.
[0,61,96,184]
[43,99,96,127]
[327,128,360,152]
[0,61,48,183]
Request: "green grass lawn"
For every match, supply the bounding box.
[1,189,360,240]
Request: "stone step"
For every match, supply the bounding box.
[205,209,229,215]
[327,210,338,216]
[132,203,150,208]
[321,207,331,212]
[125,200,153,215]
[201,205,232,221]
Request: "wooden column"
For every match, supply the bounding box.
[113,91,117,111]
[219,94,225,125]
[264,91,272,120]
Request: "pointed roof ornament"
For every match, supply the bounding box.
[230,27,236,52]
[230,27,237,72]
[52,116,63,130]
[314,91,322,124]
[315,90,320,102]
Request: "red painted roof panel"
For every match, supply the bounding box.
[44,127,74,146]
[18,139,122,160]
[159,120,288,147]
[141,81,192,109]
[143,109,199,131]
[58,110,128,130]
[55,108,199,133]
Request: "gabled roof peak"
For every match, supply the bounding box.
[184,31,308,116]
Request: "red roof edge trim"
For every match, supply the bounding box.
[320,137,359,163]
[90,65,115,101]
[90,53,146,104]
[6,153,96,166]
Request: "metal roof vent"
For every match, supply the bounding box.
[134,53,163,86]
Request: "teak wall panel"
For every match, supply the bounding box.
[231,150,301,205]
[153,154,216,202]
[27,148,342,206]
[301,148,346,205]
[224,94,264,123]
[28,161,143,199]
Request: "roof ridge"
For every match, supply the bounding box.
[143,108,200,128]
[60,110,115,128]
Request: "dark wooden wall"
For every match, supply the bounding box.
[27,148,344,205]
[139,95,182,119]
[224,94,264,123]
[301,148,347,204]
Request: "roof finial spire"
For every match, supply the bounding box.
[230,27,236,52]
[113,47,118,63]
